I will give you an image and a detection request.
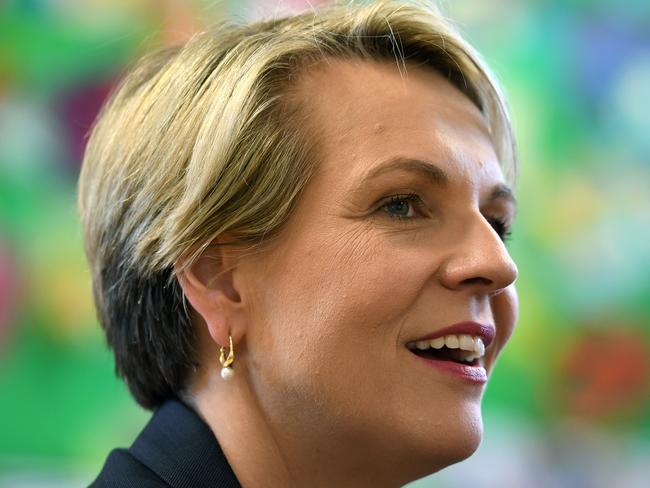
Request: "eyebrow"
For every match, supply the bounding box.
[359,157,449,188]
[356,157,517,206]
[488,183,517,206]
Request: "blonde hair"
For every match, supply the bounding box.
[79,0,517,409]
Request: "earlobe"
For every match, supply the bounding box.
[175,245,244,349]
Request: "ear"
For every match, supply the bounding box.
[175,244,246,349]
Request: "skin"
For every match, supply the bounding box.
[180,58,519,488]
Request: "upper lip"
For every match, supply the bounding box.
[411,321,495,348]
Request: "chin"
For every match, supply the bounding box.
[445,417,484,466]
[404,403,484,479]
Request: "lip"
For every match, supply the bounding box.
[412,355,488,383]
[407,321,495,384]
[412,321,495,348]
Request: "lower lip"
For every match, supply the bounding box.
[411,353,488,384]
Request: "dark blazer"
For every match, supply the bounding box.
[90,399,242,487]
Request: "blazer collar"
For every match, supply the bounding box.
[130,398,241,488]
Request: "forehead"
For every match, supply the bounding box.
[294,58,504,186]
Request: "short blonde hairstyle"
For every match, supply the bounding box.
[79,0,517,409]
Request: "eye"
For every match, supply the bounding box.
[379,194,425,220]
[486,216,513,243]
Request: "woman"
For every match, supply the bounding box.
[80,1,519,486]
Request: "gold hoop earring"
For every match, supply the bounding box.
[219,335,235,380]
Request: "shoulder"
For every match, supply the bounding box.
[89,448,168,487]
[88,399,241,488]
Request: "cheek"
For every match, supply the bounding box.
[281,229,431,343]
[490,284,519,350]
[245,226,432,400]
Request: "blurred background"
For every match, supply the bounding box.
[1,0,649,486]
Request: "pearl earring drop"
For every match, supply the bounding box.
[219,335,235,380]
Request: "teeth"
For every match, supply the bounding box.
[445,335,460,349]
[474,337,485,356]
[459,335,474,350]
[407,334,487,358]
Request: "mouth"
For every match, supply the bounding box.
[406,334,485,367]
[405,322,495,382]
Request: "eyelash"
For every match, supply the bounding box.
[486,217,513,243]
[379,194,427,221]
[378,194,513,243]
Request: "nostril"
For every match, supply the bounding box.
[460,277,492,287]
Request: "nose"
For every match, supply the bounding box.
[438,213,518,294]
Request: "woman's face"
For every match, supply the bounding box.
[237,59,518,478]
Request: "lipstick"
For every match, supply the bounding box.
[408,321,495,384]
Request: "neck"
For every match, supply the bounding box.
[189,363,406,488]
